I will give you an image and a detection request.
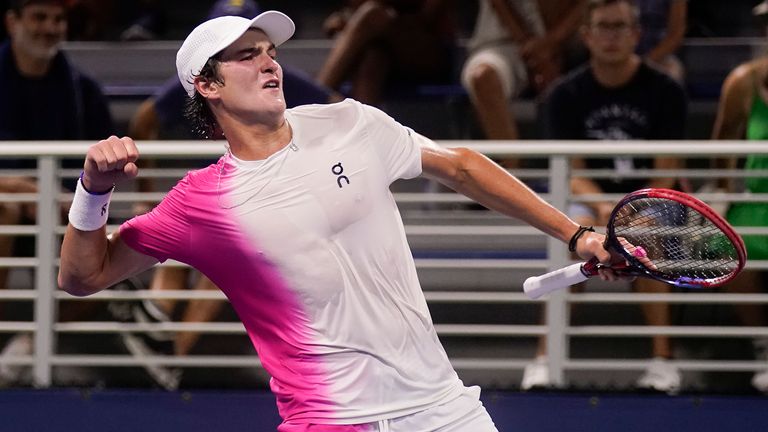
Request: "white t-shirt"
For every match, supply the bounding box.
[120,99,465,424]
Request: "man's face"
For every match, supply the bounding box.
[6,3,68,61]
[582,1,640,66]
[206,29,286,120]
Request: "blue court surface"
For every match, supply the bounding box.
[1,389,767,431]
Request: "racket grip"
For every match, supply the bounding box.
[523,263,589,299]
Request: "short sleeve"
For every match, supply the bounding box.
[119,176,191,263]
[358,102,423,183]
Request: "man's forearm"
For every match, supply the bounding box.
[58,226,111,296]
[442,148,579,243]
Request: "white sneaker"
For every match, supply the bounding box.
[751,369,768,392]
[636,357,681,394]
[521,356,551,390]
[0,333,33,387]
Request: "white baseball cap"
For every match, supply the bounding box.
[176,10,295,97]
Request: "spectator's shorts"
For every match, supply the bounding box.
[461,43,529,100]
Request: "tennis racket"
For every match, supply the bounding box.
[524,188,747,299]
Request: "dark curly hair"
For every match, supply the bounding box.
[183,56,225,139]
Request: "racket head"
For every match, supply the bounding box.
[605,188,747,288]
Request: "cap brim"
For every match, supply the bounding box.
[249,10,295,47]
[207,11,295,61]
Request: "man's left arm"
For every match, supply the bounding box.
[420,143,611,263]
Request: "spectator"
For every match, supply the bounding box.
[118,0,342,391]
[0,0,114,386]
[636,0,687,82]
[0,0,113,141]
[58,10,621,429]
[461,0,587,159]
[316,0,456,105]
[710,0,768,393]
[522,0,687,393]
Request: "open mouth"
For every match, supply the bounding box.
[263,79,280,89]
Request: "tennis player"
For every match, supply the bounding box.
[59,10,618,431]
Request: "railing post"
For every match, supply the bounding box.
[33,155,57,387]
[546,154,571,387]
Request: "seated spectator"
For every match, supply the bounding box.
[317,0,456,105]
[636,0,687,82]
[0,0,114,386]
[710,0,768,393]
[119,0,341,390]
[523,0,687,393]
[461,0,587,157]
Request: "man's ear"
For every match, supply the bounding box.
[194,77,221,100]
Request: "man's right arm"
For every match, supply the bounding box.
[58,136,158,296]
[59,227,157,296]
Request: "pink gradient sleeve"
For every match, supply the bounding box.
[119,176,191,263]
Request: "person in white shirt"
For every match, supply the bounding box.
[58,10,621,431]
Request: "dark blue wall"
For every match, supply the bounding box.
[1,389,767,432]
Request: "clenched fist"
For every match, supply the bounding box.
[82,136,140,193]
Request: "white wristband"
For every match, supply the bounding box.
[68,176,114,231]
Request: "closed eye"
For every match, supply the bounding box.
[236,44,278,62]
[239,49,257,61]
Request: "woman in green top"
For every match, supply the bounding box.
[712,50,768,393]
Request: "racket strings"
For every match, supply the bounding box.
[613,198,739,284]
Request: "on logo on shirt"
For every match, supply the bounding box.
[332,162,350,188]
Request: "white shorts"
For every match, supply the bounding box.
[461,43,529,99]
[376,386,498,432]
[278,386,498,432]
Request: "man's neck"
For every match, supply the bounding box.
[223,116,293,161]
[590,55,641,88]
[11,43,53,78]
